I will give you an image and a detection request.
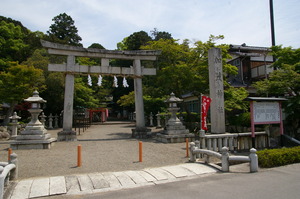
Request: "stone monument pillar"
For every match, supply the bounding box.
[208,48,226,134]
[10,91,56,149]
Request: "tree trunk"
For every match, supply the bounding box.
[2,102,16,126]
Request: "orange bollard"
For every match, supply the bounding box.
[139,141,143,162]
[186,138,189,157]
[8,148,12,161]
[77,145,82,167]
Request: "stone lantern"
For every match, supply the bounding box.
[10,91,56,149]
[9,112,21,139]
[24,90,46,127]
[165,92,183,127]
[156,92,193,143]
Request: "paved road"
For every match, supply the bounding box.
[48,163,300,199]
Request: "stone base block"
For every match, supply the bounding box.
[132,127,152,139]
[16,133,51,140]
[10,138,56,150]
[156,133,195,143]
[57,130,77,141]
[165,129,189,135]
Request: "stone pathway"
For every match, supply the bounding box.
[9,163,218,199]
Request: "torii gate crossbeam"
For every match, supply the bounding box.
[41,40,161,141]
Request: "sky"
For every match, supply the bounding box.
[1,0,299,50]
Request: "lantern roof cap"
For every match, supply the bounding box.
[24,90,46,103]
[165,92,183,103]
[9,112,21,119]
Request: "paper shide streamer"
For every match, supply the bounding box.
[97,75,102,86]
[113,76,118,87]
[88,74,92,86]
[123,76,129,87]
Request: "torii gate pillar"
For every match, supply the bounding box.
[131,59,151,138]
[133,59,145,127]
[58,55,77,141]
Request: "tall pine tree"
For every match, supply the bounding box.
[47,13,82,46]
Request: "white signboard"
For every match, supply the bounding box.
[253,102,280,123]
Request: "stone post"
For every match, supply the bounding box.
[149,112,153,127]
[40,112,47,127]
[9,112,21,139]
[189,142,196,162]
[199,129,206,149]
[221,147,229,172]
[9,153,18,180]
[48,113,53,129]
[218,138,222,151]
[0,166,4,199]
[58,55,77,141]
[249,148,258,172]
[207,139,212,150]
[195,140,200,159]
[208,48,225,134]
[54,114,59,128]
[213,139,217,151]
[156,112,161,128]
[229,137,234,151]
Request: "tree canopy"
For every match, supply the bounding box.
[0,16,45,69]
[0,62,45,125]
[0,20,28,69]
[47,13,82,46]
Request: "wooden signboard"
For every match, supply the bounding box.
[248,97,287,148]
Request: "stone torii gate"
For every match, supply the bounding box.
[41,40,161,141]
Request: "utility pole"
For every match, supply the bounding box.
[269,0,276,68]
[269,0,276,47]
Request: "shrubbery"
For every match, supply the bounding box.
[257,146,300,168]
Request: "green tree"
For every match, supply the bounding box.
[22,49,49,73]
[87,43,105,65]
[151,28,173,41]
[74,77,99,108]
[0,62,45,125]
[0,16,46,68]
[254,46,300,137]
[0,20,28,69]
[122,31,152,50]
[88,43,105,49]
[43,72,64,115]
[141,35,238,97]
[117,91,167,114]
[47,13,82,46]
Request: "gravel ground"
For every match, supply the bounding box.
[0,122,191,179]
